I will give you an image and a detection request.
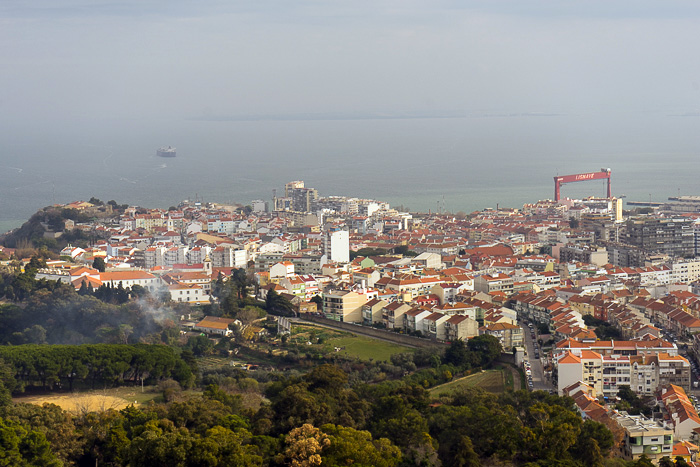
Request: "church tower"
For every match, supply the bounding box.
[203,254,212,276]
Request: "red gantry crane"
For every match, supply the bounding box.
[554,168,611,202]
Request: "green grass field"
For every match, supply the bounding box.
[292,324,413,362]
[325,334,413,362]
[429,369,506,396]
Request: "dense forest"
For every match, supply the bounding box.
[0,358,680,467]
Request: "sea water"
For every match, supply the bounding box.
[1,112,699,232]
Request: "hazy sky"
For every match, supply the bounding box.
[2,1,700,123]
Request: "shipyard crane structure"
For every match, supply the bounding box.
[554,168,611,202]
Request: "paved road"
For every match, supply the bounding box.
[679,348,700,397]
[522,323,555,392]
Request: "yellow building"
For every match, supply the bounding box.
[323,290,368,323]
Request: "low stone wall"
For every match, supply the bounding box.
[298,315,445,349]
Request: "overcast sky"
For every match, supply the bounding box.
[2,1,700,123]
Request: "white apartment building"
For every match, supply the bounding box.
[671,259,700,284]
[557,351,690,397]
[324,230,350,264]
[167,283,209,304]
[207,218,237,235]
[615,413,673,463]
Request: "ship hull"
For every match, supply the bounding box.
[157,147,176,157]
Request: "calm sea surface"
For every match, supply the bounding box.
[1,113,699,233]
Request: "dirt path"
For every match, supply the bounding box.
[506,364,522,391]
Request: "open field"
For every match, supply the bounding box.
[292,324,413,362]
[15,393,133,413]
[325,334,412,362]
[13,386,162,413]
[429,369,506,396]
[192,325,415,373]
[290,325,345,345]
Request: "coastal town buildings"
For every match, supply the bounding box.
[19,179,700,467]
[30,183,700,412]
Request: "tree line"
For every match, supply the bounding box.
[0,333,683,466]
[0,361,670,467]
[0,344,194,392]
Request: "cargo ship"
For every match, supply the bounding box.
[157,146,176,158]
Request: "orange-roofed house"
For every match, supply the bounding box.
[412,294,440,308]
[362,298,388,325]
[353,267,382,288]
[69,266,101,281]
[659,384,700,441]
[556,350,607,396]
[671,440,696,463]
[278,275,306,297]
[162,271,212,291]
[72,275,103,291]
[481,322,523,350]
[570,327,597,342]
[474,273,514,295]
[194,316,239,336]
[656,354,692,393]
[556,351,584,395]
[423,312,450,341]
[381,301,413,329]
[444,314,479,341]
[404,307,434,334]
[100,270,160,292]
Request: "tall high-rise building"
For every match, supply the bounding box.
[282,181,318,212]
[284,181,305,197]
[324,230,349,263]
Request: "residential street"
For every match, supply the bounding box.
[522,322,555,392]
